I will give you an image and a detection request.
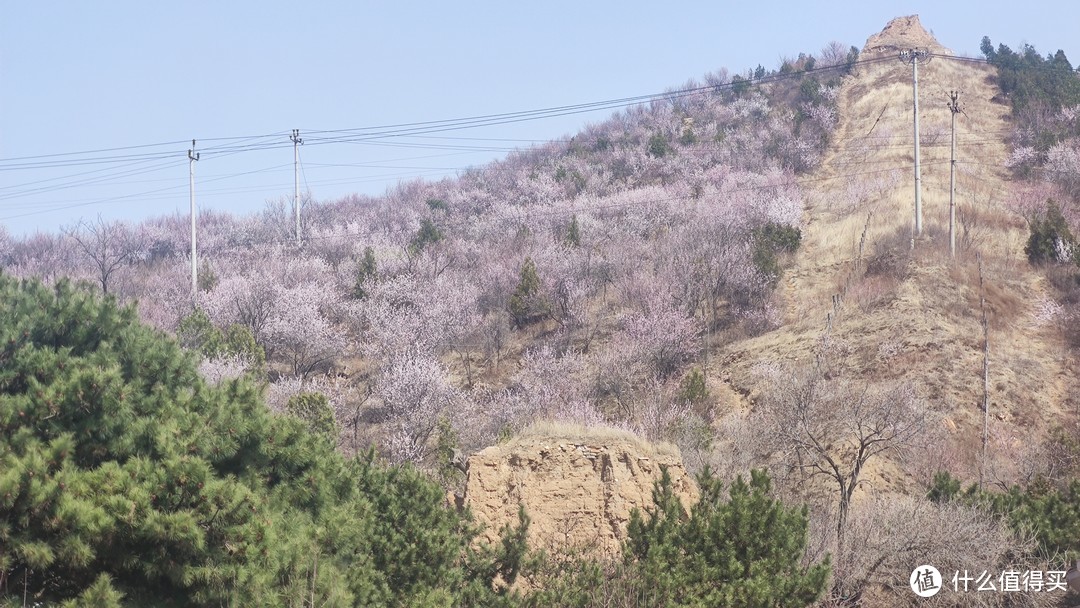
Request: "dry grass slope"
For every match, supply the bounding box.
[716,16,1079,486]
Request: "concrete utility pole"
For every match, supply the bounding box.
[978,252,989,488]
[900,49,930,242]
[947,91,962,258]
[188,140,200,297]
[291,129,303,244]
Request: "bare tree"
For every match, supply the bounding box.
[826,493,1039,607]
[64,215,136,295]
[819,41,850,68]
[764,369,927,583]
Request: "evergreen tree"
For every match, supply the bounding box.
[508,257,548,327]
[565,215,581,249]
[625,468,829,607]
[677,367,709,405]
[352,246,378,300]
[177,308,265,368]
[1025,200,1077,265]
[0,273,522,606]
[929,471,1080,561]
[409,218,444,257]
[285,391,338,441]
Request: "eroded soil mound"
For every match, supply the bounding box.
[464,425,698,557]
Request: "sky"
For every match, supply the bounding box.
[2,1,1079,237]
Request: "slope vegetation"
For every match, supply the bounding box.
[721,15,1078,488]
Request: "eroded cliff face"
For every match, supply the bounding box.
[463,428,698,558]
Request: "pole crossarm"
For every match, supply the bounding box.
[291,129,303,244]
[188,140,200,297]
[947,91,962,258]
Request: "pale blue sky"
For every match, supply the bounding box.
[2,1,1078,235]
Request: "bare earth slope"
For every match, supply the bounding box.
[464,424,698,558]
[718,15,1079,484]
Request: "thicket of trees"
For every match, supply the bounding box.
[625,468,829,607]
[0,273,534,606]
[992,37,1080,358]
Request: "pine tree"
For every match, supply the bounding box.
[352,246,378,300]
[565,215,581,249]
[626,468,830,607]
[0,273,521,606]
[285,391,338,440]
[1025,200,1077,265]
[508,257,548,327]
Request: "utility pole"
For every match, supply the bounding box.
[947,91,962,258]
[978,252,989,488]
[291,129,303,244]
[188,140,200,297]
[900,49,930,243]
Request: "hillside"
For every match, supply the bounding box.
[4,14,1080,606]
[720,15,1080,489]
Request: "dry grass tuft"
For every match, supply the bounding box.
[515,420,682,458]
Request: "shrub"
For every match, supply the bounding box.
[1025,200,1077,265]
[285,391,338,440]
[752,222,802,282]
[178,308,266,369]
[929,470,1080,561]
[564,215,581,249]
[677,367,709,406]
[352,246,378,300]
[409,218,444,256]
[647,134,673,158]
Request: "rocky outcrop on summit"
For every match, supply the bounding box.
[862,15,951,56]
[463,426,698,558]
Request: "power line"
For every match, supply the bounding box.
[0,55,894,173]
[2,52,1063,225]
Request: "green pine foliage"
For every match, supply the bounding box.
[646,134,673,159]
[284,391,339,441]
[928,471,1080,561]
[981,37,1080,120]
[508,257,549,327]
[177,307,223,354]
[677,367,709,406]
[751,222,802,283]
[409,218,445,256]
[1025,200,1077,265]
[565,215,581,249]
[222,323,265,369]
[982,37,1080,152]
[0,273,521,606]
[434,417,465,488]
[352,246,378,300]
[624,468,829,607]
[177,308,265,368]
[196,261,218,293]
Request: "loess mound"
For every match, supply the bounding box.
[463,424,698,558]
[862,14,951,56]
